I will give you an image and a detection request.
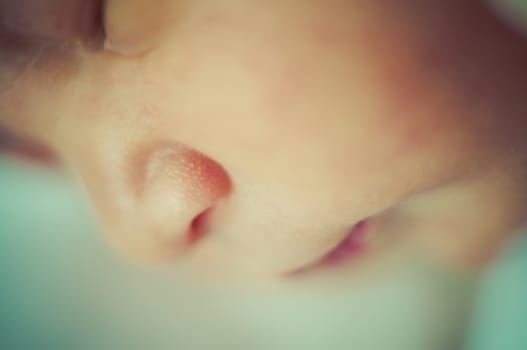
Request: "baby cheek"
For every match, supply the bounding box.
[353,41,478,167]
[248,8,452,153]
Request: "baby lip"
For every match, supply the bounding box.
[286,220,369,276]
[321,220,368,266]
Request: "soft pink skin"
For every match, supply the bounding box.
[1,1,527,281]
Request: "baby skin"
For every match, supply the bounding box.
[1,0,527,280]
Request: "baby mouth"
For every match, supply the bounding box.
[320,220,369,266]
[289,219,370,276]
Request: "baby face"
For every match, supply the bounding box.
[1,0,527,280]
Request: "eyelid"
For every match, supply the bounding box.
[103,0,174,56]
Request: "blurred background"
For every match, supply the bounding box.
[1,153,526,350]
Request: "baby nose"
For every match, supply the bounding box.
[80,142,232,261]
[138,145,231,251]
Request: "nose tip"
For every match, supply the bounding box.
[136,145,231,258]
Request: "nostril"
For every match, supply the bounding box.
[188,208,213,244]
[130,143,231,257]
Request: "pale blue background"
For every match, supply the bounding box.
[1,155,525,350]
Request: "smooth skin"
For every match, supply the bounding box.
[1,0,527,279]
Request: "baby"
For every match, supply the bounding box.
[1,0,527,280]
